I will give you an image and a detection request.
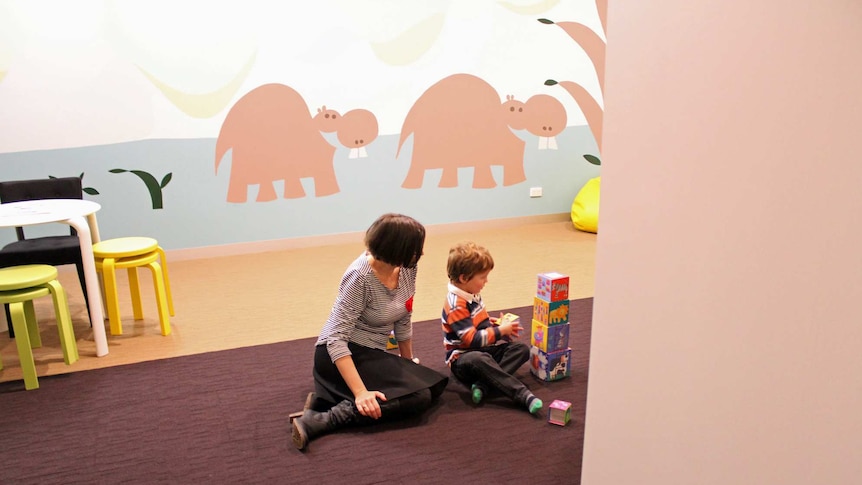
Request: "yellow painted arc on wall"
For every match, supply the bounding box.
[496,0,560,15]
[138,50,257,119]
[369,13,445,66]
[0,70,6,83]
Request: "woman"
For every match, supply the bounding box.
[291,213,449,451]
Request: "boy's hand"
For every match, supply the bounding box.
[498,315,522,339]
[494,312,519,326]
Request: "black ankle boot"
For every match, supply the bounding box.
[291,399,360,451]
[303,392,316,411]
[288,392,317,424]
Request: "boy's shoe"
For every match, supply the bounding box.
[471,383,485,404]
[527,395,543,415]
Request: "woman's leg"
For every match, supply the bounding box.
[291,389,433,451]
[292,399,362,451]
[378,388,432,420]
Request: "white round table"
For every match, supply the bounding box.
[0,199,109,356]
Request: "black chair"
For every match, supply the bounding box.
[0,177,91,337]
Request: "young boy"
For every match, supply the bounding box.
[441,241,542,415]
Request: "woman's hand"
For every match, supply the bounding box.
[355,390,387,419]
[335,356,386,418]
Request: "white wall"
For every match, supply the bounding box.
[0,1,603,251]
[583,1,862,483]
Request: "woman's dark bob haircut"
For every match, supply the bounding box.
[364,213,426,268]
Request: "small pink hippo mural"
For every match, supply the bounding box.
[501,93,567,149]
[502,94,526,127]
[215,83,378,202]
[314,105,341,134]
[397,73,567,189]
[313,106,378,158]
[337,109,378,159]
[523,94,567,150]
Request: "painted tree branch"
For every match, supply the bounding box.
[544,79,603,149]
[596,0,608,35]
[109,169,172,209]
[540,0,607,154]
[543,20,606,92]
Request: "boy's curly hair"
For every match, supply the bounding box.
[447,241,494,283]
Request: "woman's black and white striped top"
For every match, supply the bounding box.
[316,252,417,362]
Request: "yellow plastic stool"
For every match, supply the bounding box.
[0,265,79,390]
[93,237,174,336]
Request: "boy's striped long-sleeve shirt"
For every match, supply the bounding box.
[441,283,503,365]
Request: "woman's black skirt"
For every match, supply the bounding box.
[313,342,448,406]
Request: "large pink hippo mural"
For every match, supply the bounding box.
[215,83,378,202]
[397,73,566,189]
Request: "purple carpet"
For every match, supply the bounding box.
[0,298,592,484]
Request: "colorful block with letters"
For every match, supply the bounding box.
[530,346,572,382]
[386,330,398,350]
[532,297,569,326]
[548,399,572,426]
[536,272,569,302]
[531,320,570,353]
[495,312,520,327]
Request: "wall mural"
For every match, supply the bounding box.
[0,1,604,249]
[540,0,607,164]
[398,73,566,189]
[108,169,173,209]
[46,171,171,209]
[214,71,570,201]
[541,0,606,234]
[214,83,378,202]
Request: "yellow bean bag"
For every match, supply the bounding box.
[571,176,600,233]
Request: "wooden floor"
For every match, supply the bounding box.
[0,215,596,384]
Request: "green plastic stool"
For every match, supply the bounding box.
[0,265,79,390]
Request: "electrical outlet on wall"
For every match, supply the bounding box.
[530,187,543,198]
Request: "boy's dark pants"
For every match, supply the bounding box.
[450,341,532,402]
